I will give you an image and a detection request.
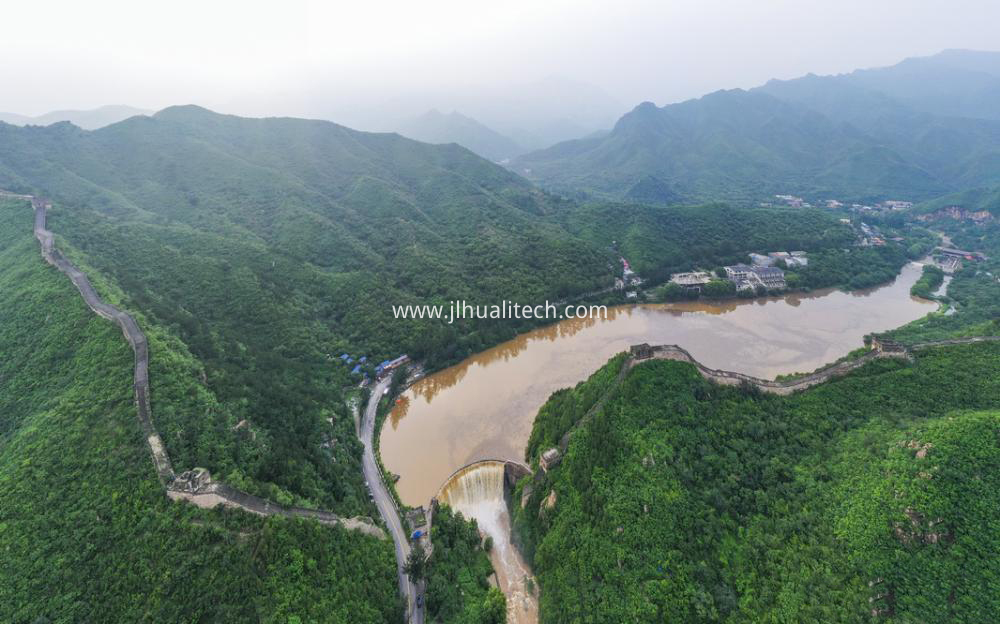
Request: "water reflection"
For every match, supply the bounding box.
[383,263,937,506]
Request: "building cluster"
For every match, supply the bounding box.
[858,222,885,246]
[723,264,787,292]
[668,250,804,296]
[770,194,914,214]
[619,256,643,299]
[936,255,962,274]
[882,200,913,210]
[749,251,808,268]
[844,200,912,214]
[375,354,410,379]
[933,247,988,274]
[329,351,410,383]
[334,352,369,375]
[773,194,809,208]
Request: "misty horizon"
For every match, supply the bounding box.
[3,46,999,155]
[4,1,1000,132]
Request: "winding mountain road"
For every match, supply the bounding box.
[361,378,424,624]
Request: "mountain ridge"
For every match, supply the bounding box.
[0,104,151,130]
[513,50,1000,203]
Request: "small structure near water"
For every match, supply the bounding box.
[540,448,562,472]
[870,335,907,355]
[669,271,713,292]
[724,264,787,292]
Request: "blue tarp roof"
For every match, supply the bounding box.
[339,353,349,360]
[358,356,367,363]
[351,365,362,374]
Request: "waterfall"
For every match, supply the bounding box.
[438,461,538,624]
[439,461,506,508]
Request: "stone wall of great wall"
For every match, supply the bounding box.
[10,191,998,539]
[539,335,1000,469]
[627,341,897,396]
[10,193,384,539]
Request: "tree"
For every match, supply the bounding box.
[658,282,688,302]
[390,364,410,398]
[474,588,507,624]
[404,541,428,582]
[703,279,735,298]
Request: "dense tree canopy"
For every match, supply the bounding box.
[426,505,507,624]
[0,201,400,623]
[515,342,1000,622]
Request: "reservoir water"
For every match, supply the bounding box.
[382,262,937,508]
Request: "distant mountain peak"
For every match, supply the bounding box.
[513,55,1000,203]
[154,104,218,120]
[395,109,523,161]
[0,104,150,130]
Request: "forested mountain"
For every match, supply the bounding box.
[0,105,875,521]
[514,50,1000,204]
[516,342,1000,622]
[395,109,524,161]
[0,200,399,623]
[0,106,616,511]
[550,201,859,281]
[0,105,615,362]
[833,49,1000,122]
[0,104,150,129]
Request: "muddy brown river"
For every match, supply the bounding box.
[382,262,937,507]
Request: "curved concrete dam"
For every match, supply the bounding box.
[382,262,937,508]
[438,461,537,624]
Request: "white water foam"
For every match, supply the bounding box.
[438,461,538,624]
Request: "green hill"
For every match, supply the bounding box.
[516,342,1000,622]
[514,52,1000,204]
[0,106,878,518]
[0,107,618,510]
[0,199,399,623]
[514,90,951,203]
[842,49,1000,122]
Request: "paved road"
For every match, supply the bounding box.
[361,378,424,624]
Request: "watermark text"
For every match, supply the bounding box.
[391,300,608,324]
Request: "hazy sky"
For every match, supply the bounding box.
[3,0,999,120]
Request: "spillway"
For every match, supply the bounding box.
[438,461,538,624]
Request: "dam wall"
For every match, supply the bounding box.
[436,460,538,624]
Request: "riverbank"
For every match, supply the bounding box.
[381,261,936,508]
